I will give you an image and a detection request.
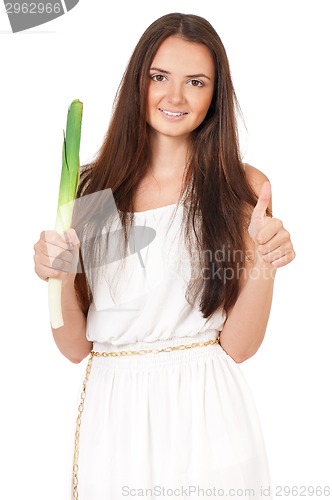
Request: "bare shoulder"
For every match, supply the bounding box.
[243,163,270,197]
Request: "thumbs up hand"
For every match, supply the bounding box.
[248,181,295,268]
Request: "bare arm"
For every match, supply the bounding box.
[219,165,295,363]
[219,255,276,363]
[51,277,92,363]
[34,228,93,364]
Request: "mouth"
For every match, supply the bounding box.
[158,108,188,118]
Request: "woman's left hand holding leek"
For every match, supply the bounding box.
[33,227,80,285]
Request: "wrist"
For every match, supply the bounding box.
[246,250,277,279]
[62,274,77,290]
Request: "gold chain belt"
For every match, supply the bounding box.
[72,335,220,499]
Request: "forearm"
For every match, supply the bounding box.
[51,278,92,363]
[219,260,276,363]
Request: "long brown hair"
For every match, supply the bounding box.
[72,12,271,319]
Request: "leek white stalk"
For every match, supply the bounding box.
[48,99,83,329]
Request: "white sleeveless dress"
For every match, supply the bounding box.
[73,200,274,500]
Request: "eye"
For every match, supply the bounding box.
[150,74,167,82]
[188,79,204,87]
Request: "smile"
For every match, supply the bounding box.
[158,108,188,117]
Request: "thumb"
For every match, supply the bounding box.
[61,228,80,247]
[252,181,271,219]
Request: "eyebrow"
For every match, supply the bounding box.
[149,67,212,81]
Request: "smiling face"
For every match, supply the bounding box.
[146,36,215,142]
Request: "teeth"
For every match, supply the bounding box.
[160,109,186,117]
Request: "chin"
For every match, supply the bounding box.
[152,124,195,138]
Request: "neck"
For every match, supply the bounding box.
[148,132,190,180]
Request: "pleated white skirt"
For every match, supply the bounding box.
[70,330,273,499]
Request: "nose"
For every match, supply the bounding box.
[167,82,186,105]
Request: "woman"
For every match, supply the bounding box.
[34,12,295,500]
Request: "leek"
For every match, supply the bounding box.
[48,99,83,329]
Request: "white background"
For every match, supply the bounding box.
[0,0,331,498]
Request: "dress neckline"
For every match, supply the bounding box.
[122,175,192,215]
[131,202,178,215]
